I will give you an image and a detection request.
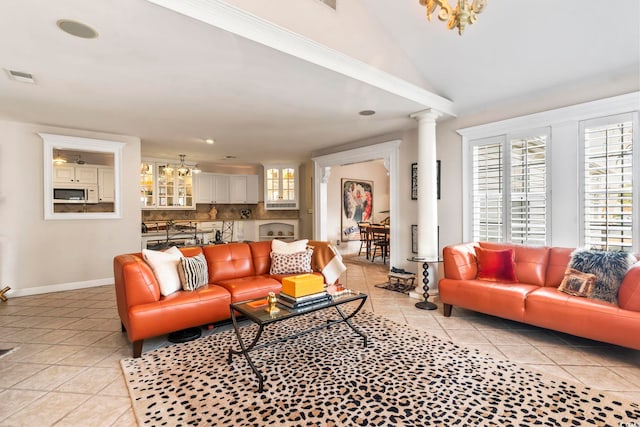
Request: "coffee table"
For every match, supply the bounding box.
[228,291,368,392]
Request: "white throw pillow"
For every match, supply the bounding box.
[142,246,182,296]
[271,239,309,255]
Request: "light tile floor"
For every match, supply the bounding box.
[0,257,638,426]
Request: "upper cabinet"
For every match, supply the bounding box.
[195,173,228,204]
[195,173,259,205]
[263,164,298,210]
[98,167,114,202]
[140,161,195,210]
[53,165,98,184]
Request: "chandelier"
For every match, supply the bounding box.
[419,0,487,35]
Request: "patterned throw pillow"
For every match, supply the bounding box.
[558,268,596,297]
[569,249,635,304]
[270,249,313,275]
[178,253,209,291]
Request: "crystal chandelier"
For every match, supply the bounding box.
[419,0,487,35]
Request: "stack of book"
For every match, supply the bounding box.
[278,291,330,309]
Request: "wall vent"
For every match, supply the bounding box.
[5,69,35,84]
[265,201,299,210]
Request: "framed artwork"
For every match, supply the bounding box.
[411,160,441,200]
[411,163,418,200]
[411,224,418,254]
[341,179,373,242]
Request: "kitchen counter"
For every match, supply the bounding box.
[141,219,299,250]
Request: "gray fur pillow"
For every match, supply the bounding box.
[569,249,635,305]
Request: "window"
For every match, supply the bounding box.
[510,135,548,245]
[580,114,635,251]
[471,130,549,244]
[472,139,504,242]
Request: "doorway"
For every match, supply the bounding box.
[312,140,401,265]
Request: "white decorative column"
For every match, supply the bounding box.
[409,109,441,302]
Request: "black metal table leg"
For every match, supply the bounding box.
[415,261,437,310]
[332,298,368,347]
[227,308,266,392]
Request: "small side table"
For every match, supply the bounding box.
[407,256,442,311]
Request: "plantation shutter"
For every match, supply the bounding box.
[581,114,634,251]
[472,141,504,242]
[510,134,548,245]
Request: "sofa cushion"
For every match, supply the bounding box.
[475,247,517,282]
[544,247,573,287]
[249,240,273,276]
[569,249,635,305]
[178,253,209,291]
[618,262,640,311]
[557,268,596,297]
[204,243,256,283]
[142,246,183,296]
[215,275,282,303]
[270,249,313,275]
[524,287,640,350]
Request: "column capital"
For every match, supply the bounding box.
[410,109,442,123]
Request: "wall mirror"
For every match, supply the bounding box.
[41,133,124,220]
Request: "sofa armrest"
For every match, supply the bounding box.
[619,262,640,311]
[113,254,161,326]
[443,243,479,280]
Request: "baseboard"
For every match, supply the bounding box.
[6,278,113,298]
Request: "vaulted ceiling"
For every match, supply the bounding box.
[0,0,638,168]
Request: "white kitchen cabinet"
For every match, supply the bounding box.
[98,167,114,202]
[196,173,229,204]
[196,173,258,204]
[53,165,98,184]
[229,176,247,203]
[246,174,259,203]
[213,175,230,203]
[263,164,298,209]
[140,160,195,209]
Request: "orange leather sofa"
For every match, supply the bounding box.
[114,240,329,357]
[439,242,640,350]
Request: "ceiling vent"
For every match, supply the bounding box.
[5,69,35,84]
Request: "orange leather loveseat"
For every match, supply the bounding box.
[439,242,640,350]
[114,240,334,357]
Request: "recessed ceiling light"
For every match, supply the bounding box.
[56,19,98,39]
[205,139,215,145]
[5,69,35,84]
[359,110,376,116]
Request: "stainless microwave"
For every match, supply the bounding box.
[53,184,98,204]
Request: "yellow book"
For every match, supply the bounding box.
[281,274,325,297]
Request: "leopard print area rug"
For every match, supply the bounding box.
[121,311,639,426]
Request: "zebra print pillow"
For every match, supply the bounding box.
[178,253,209,291]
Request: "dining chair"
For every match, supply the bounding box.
[370,225,390,263]
[357,222,371,259]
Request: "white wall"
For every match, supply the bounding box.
[0,120,141,296]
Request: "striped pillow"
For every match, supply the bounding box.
[178,253,209,291]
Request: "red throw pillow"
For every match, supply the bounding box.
[475,247,518,282]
